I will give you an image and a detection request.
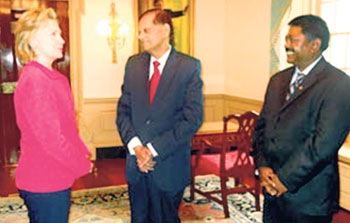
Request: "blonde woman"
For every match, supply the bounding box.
[14,8,92,223]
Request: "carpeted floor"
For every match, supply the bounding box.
[182,175,262,223]
[0,175,262,223]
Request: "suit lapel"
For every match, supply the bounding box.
[299,58,328,93]
[280,71,293,105]
[151,49,178,106]
[281,58,328,111]
[134,53,151,108]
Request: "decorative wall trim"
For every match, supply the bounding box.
[78,95,263,159]
[78,98,121,159]
[204,94,263,122]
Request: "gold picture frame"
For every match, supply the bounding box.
[137,0,195,55]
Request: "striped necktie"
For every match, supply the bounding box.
[286,72,305,100]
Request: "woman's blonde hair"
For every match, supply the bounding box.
[14,7,58,65]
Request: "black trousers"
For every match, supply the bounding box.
[263,193,333,223]
[128,174,185,223]
[19,188,71,223]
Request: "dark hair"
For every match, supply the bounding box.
[288,14,330,52]
[153,0,162,5]
[139,8,175,46]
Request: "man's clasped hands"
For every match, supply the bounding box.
[259,167,288,197]
[134,146,156,173]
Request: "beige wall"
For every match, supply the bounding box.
[80,0,271,100]
[194,0,271,100]
[224,0,271,100]
[81,0,135,98]
[194,1,226,95]
[72,0,272,158]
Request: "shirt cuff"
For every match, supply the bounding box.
[127,137,143,155]
[146,142,158,157]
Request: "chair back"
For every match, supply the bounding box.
[190,110,262,216]
[221,111,259,176]
[222,111,259,151]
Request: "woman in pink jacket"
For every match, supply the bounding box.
[13,8,92,223]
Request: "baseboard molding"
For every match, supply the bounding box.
[96,146,126,159]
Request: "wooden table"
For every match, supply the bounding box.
[192,122,239,151]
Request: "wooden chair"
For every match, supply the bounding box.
[190,111,261,218]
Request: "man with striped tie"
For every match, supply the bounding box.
[253,15,350,223]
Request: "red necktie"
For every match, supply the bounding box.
[149,61,160,105]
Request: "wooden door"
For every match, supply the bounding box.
[0,0,70,166]
[47,0,70,81]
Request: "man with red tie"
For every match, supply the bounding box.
[116,8,203,223]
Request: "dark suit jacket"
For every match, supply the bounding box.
[116,48,203,192]
[253,57,350,216]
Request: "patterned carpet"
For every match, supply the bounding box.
[0,175,262,223]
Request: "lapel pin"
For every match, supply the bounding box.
[298,86,304,90]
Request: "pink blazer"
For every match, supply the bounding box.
[14,61,91,192]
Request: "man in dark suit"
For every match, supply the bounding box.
[116,8,203,223]
[253,15,350,223]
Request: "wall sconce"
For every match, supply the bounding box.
[97,1,129,63]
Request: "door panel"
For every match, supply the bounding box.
[0,1,21,166]
[48,0,70,81]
